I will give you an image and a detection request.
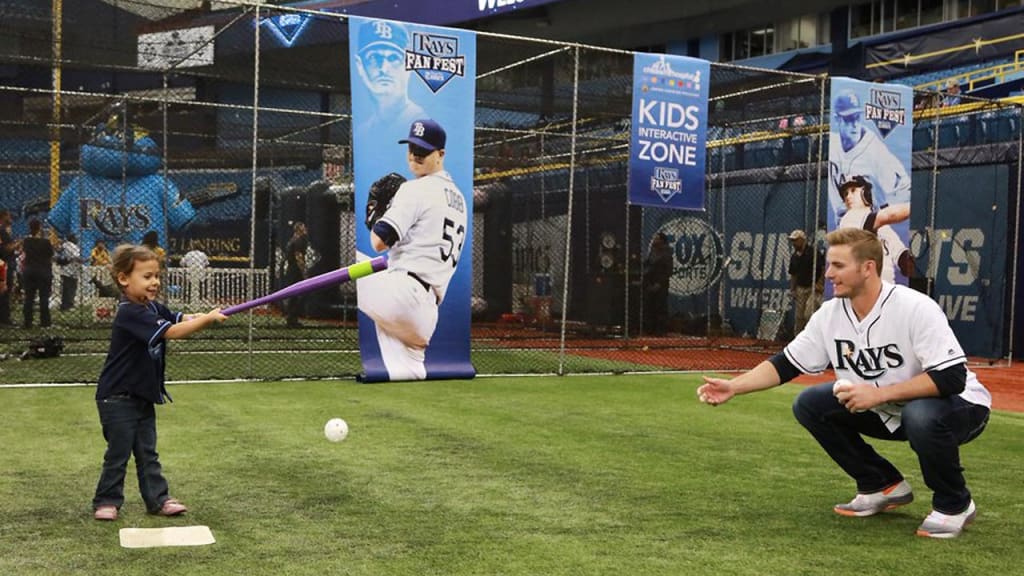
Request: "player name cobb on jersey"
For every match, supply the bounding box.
[443,186,465,212]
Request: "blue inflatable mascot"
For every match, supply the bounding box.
[48,117,195,258]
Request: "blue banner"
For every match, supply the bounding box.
[828,77,913,286]
[640,169,1006,358]
[349,16,476,382]
[910,165,1009,358]
[628,53,709,210]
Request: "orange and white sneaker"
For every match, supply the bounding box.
[834,480,914,517]
[916,500,976,539]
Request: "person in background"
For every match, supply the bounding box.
[0,209,16,325]
[57,233,82,311]
[91,239,112,268]
[180,249,209,270]
[944,80,961,107]
[642,232,673,336]
[90,239,118,298]
[787,229,823,335]
[284,222,308,328]
[0,257,7,320]
[20,218,54,328]
[141,231,167,269]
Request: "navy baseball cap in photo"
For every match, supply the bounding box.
[833,91,861,117]
[399,119,447,151]
[358,19,408,54]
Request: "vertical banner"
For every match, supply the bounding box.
[628,53,710,210]
[828,77,913,286]
[349,16,476,382]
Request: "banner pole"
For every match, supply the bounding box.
[557,46,580,377]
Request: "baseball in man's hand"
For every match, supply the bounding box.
[832,378,852,396]
[833,378,865,412]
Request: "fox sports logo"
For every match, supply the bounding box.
[656,217,724,296]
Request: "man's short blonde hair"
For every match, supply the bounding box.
[825,228,883,276]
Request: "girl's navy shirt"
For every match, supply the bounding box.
[96,298,182,404]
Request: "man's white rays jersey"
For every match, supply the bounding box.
[828,130,911,214]
[784,283,991,432]
[838,206,908,284]
[378,169,467,304]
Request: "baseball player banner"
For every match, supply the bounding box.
[628,53,710,210]
[349,16,476,382]
[828,77,913,287]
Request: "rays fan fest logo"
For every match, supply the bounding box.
[650,166,682,202]
[864,88,906,138]
[406,31,466,93]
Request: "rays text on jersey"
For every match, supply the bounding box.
[833,338,905,380]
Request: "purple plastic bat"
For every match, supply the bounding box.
[222,255,388,316]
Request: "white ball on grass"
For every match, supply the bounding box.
[324,418,349,442]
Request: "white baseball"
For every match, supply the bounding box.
[324,418,349,442]
[833,379,866,412]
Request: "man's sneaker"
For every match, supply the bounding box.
[916,500,976,539]
[834,480,914,517]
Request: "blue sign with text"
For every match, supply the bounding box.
[629,53,710,210]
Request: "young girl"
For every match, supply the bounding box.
[92,244,227,521]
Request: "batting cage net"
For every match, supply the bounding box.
[0,0,1021,384]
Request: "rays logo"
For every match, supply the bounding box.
[406,32,466,93]
[651,167,682,202]
[656,217,724,296]
[261,13,311,47]
[79,199,152,235]
[864,89,906,138]
[834,339,905,379]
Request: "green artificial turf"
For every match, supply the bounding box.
[1,375,1019,575]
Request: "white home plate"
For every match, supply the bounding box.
[119,526,216,548]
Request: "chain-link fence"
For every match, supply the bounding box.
[0,0,1020,384]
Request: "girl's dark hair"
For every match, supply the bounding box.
[28,219,42,235]
[109,244,159,290]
